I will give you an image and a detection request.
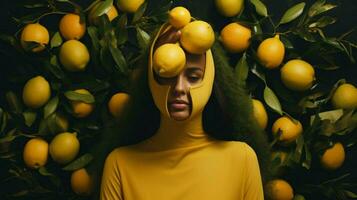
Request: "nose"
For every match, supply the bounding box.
[172,75,186,96]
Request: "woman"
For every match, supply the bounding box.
[100,23,270,200]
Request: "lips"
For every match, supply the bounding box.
[168,100,189,110]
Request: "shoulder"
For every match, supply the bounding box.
[218,141,258,160]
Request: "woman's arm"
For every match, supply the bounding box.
[100,150,123,200]
[243,143,264,200]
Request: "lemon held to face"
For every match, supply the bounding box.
[153,43,186,78]
[169,6,191,29]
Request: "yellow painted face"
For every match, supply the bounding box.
[148,23,215,121]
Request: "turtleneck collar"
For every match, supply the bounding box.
[144,112,214,151]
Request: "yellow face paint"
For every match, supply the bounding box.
[148,23,215,121]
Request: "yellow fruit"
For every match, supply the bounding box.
[71,168,93,196]
[88,2,119,24]
[320,142,345,170]
[20,23,49,52]
[117,0,145,13]
[49,132,80,164]
[70,89,94,118]
[23,138,48,169]
[281,59,315,91]
[331,83,357,109]
[252,99,268,129]
[180,21,215,54]
[59,13,86,40]
[59,40,90,71]
[108,92,130,117]
[272,117,303,145]
[22,76,51,109]
[215,0,244,17]
[266,179,294,200]
[220,23,251,53]
[257,35,285,69]
[153,43,186,77]
[169,6,191,29]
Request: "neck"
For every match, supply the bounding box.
[147,113,212,150]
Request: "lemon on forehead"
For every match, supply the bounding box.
[180,20,215,54]
[169,6,191,29]
[153,43,186,78]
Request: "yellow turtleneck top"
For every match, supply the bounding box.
[100,114,264,200]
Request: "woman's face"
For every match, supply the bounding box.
[154,28,206,121]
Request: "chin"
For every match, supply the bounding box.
[170,111,190,121]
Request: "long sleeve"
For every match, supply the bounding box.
[100,150,123,200]
[243,143,264,200]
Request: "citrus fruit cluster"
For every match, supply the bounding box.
[153,6,215,78]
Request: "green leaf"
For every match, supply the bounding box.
[302,143,311,169]
[279,2,306,25]
[280,35,294,49]
[43,96,59,119]
[6,91,23,114]
[293,134,304,163]
[109,45,128,75]
[132,1,147,23]
[38,166,55,176]
[308,0,336,17]
[249,0,268,17]
[235,53,249,86]
[92,0,113,17]
[344,190,357,198]
[309,16,336,28]
[293,194,306,200]
[23,110,37,127]
[0,134,17,144]
[64,91,95,104]
[263,86,283,115]
[136,27,150,50]
[310,109,343,125]
[0,108,7,133]
[48,56,65,80]
[251,64,266,83]
[50,32,63,48]
[23,3,47,8]
[88,26,100,52]
[62,154,93,171]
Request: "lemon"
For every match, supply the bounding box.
[257,35,285,69]
[59,40,90,72]
[108,92,130,117]
[220,22,251,53]
[70,89,95,118]
[23,138,48,169]
[22,76,51,109]
[49,132,80,164]
[320,142,345,170]
[88,2,118,25]
[252,99,268,129]
[169,6,191,29]
[272,116,303,145]
[59,13,86,40]
[71,168,93,196]
[331,83,357,109]
[117,0,145,13]
[266,179,294,200]
[180,20,215,54]
[153,43,186,77]
[280,59,315,91]
[215,0,244,17]
[20,23,49,52]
